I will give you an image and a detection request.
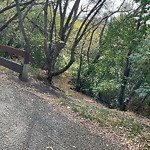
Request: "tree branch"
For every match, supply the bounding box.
[0,0,34,14]
[0,0,34,31]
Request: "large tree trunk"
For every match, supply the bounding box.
[118,49,132,111]
[117,4,145,111]
[43,0,123,84]
[47,42,75,84]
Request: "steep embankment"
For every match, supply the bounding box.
[0,70,122,150]
[0,69,150,150]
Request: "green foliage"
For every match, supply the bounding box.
[75,12,150,114]
[134,0,150,5]
[30,34,45,67]
[129,35,150,111]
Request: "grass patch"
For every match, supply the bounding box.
[57,97,149,149]
[131,122,143,134]
[110,117,143,135]
[64,90,72,97]
[59,99,68,107]
[98,109,109,120]
[71,105,79,113]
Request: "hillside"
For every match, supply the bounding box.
[0,70,123,150]
[1,67,149,150]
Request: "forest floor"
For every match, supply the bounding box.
[0,66,150,150]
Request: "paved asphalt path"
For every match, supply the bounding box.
[0,79,122,150]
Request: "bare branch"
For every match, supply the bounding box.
[0,0,34,14]
[0,2,32,31]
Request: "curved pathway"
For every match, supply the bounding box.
[0,76,122,150]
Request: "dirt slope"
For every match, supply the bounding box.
[0,71,122,150]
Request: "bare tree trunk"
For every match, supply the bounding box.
[75,39,86,91]
[44,0,49,57]
[14,0,32,55]
[46,0,81,83]
[117,4,145,111]
[45,0,122,84]
[118,49,132,111]
[75,53,83,92]
[92,19,108,64]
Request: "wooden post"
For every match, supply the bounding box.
[19,64,28,81]
[19,51,29,81]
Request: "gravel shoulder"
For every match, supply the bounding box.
[0,72,122,150]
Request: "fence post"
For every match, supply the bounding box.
[19,52,29,81]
